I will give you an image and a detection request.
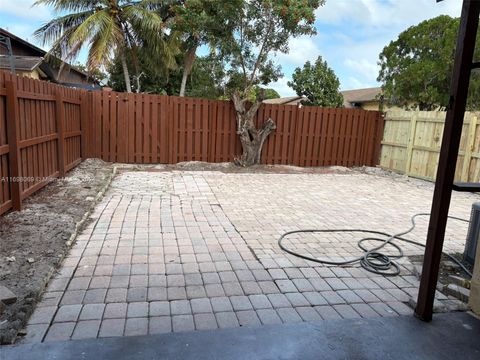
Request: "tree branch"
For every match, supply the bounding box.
[248,13,275,88]
[232,90,246,113]
[246,88,265,119]
[258,118,276,140]
[239,10,248,90]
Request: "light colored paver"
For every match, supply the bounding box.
[26,169,478,342]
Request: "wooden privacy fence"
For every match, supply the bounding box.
[0,71,384,215]
[83,91,384,167]
[380,110,480,182]
[0,72,85,215]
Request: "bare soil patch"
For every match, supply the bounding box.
[0,159,114,344]
[116,161,354,174]
[409,253,473,285]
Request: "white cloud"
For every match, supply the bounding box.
[341,76,378,91]
[316,0,462,28]
[269,77,296,97]
[275,36,322,67]
[344,58,379,81]
[313,0,462,90]
[0,0,52,51]
[315,0,371,25]
[0,1,50,21]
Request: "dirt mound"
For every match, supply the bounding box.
[0,159,114,344]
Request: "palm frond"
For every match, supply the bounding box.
[87,19,123,69]
[122,4,180,70]
[43,27,83,65]
[35,0,180,88]
[122,5,164,41]
[34,0,99,13]
[69,8,113,46]
[34,10,94,46]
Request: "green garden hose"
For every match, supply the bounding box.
[278,213,472,277]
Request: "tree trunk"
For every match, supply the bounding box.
[179,45,197,97]
[135,74,141,93]
[179,69,189,97]
[232,90,276,166]
[120,53,132,93]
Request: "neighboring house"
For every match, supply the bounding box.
[263,95,307,106]
[341,87,384,110]
[0,28,100,90]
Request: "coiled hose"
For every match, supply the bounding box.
[278,213,472,277]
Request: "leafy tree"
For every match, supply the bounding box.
[74,62,108,85]
[182,53,228,98]
[218,69,281,100]
[170,0,241,96]
[256,87,280,100]
[108,49,180,94]
[288,56,343,107]
[223,0,324,166]
[378,15,480,111]
[34,0,176,93]
[108,51,229,98]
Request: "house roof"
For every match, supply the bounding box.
[341,87,382,107]
[0,28,45,56]
[263,96,306,105]
[0,28,92,81]
[0,55,43,72]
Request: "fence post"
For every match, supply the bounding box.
[291,106,302,165]
[461,113,477,182]
[404,111,418,176]
[169,96,175,164]
[5,80,22,211]
[371,111,385,166]
[55,88,66,177]
[80,91,88,159]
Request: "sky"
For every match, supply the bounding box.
[0,0,463,96]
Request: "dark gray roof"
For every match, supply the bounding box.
[263,96,307,105]
[60,82,102,91]
[341,87,382,108]
[0,28,95,82]
[0,55,43,71]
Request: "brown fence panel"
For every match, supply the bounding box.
[1,70,384,216]
[85,91,383,168]
[0,72,12,215]
[0,71,84,215]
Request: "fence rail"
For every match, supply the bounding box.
[0,71,384,215]
[83,91,384,167]
[379,110,480,182]
[0,72,84,215]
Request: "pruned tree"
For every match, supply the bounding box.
[288,56,343,107]
[223,0,324,166]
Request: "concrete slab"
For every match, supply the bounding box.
[4,312,480,360]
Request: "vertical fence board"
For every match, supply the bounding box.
[160,96,169,163]
[5,80,21,210]
[55,90,66,176]
[117,93,127,163]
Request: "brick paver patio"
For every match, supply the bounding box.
[24,169,479,342]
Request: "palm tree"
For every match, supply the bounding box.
[34,0,178,93]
